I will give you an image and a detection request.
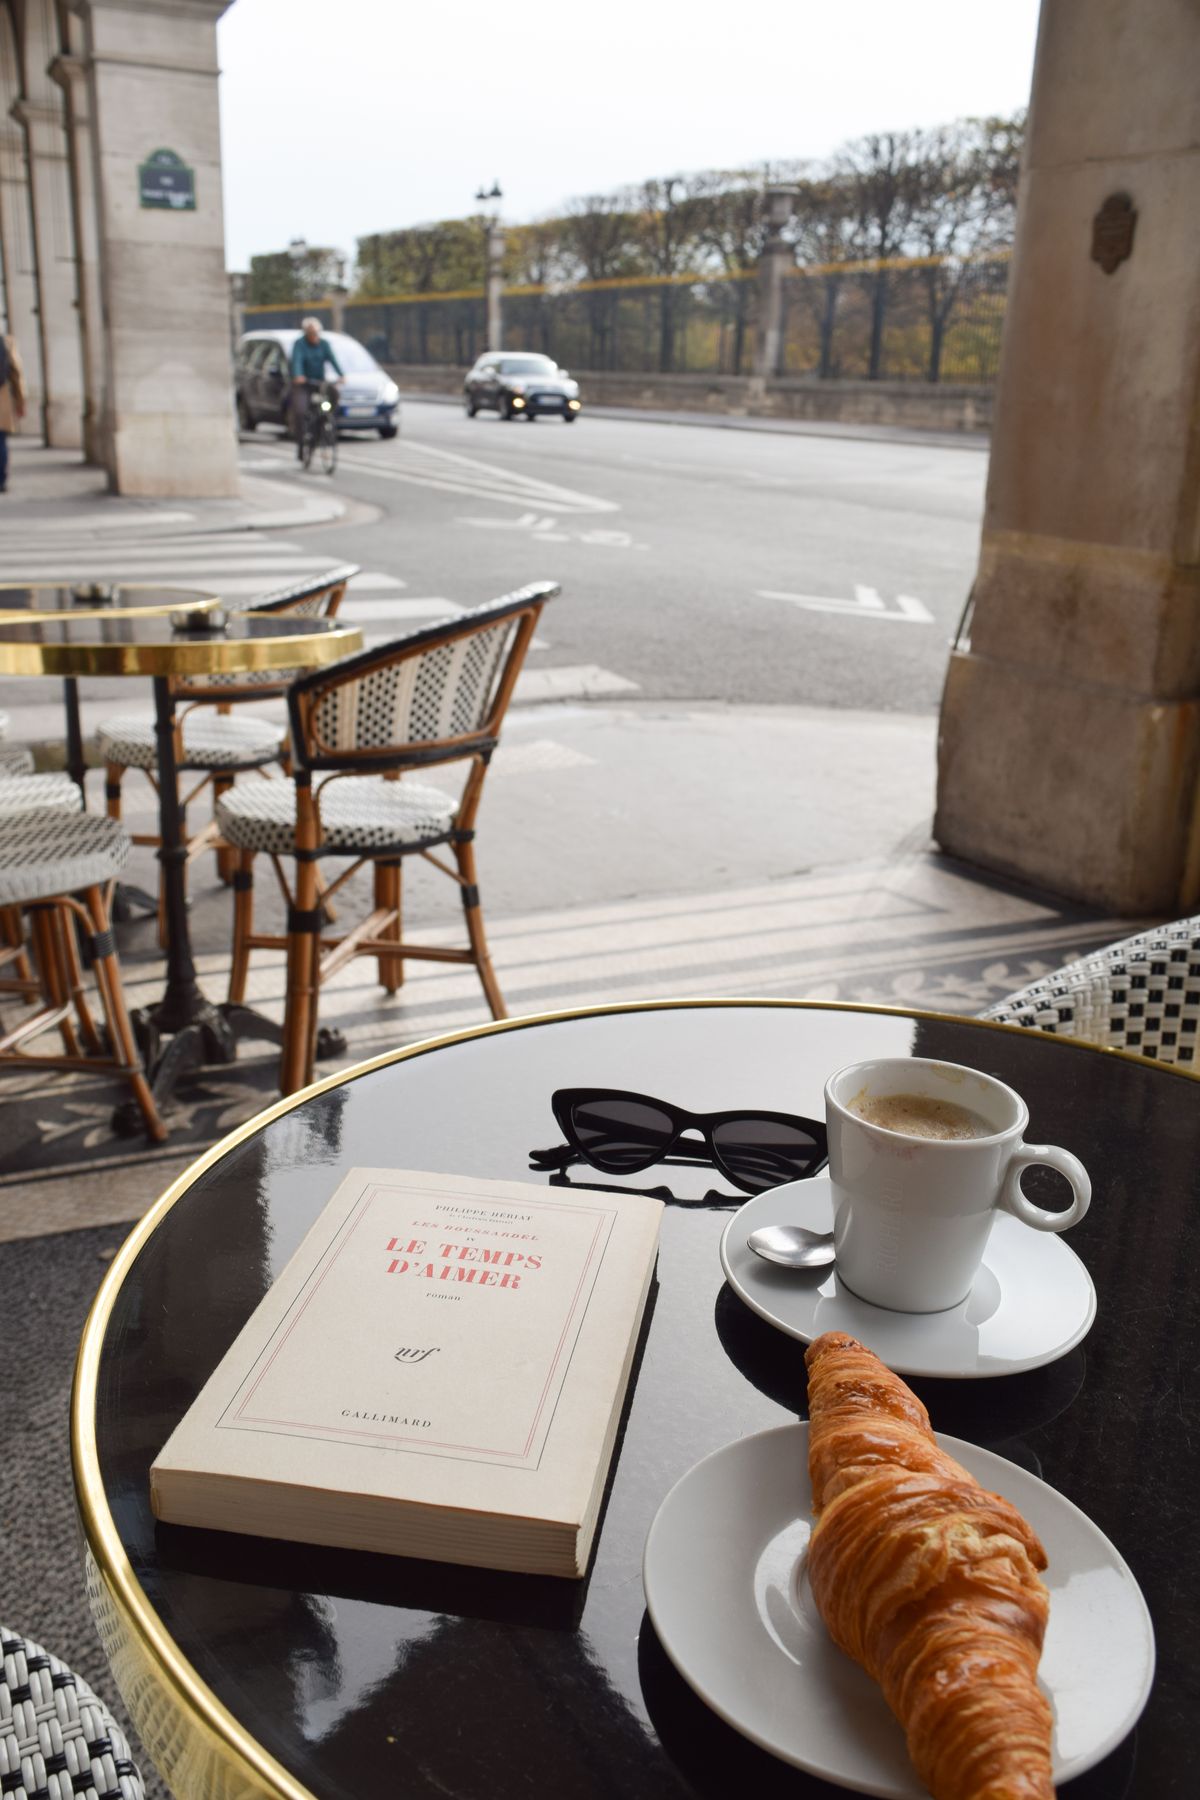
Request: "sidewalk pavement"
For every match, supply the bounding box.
[0,439,346,533]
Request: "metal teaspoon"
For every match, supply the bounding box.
[746,1223,836,1269]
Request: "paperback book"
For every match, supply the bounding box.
[150,1168,662,1577]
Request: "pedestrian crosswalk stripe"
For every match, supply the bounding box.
[349,597,459,622]
[347,572,409,591]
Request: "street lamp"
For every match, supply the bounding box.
[474,182,504,352]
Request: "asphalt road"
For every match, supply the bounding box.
[241,399,988,715]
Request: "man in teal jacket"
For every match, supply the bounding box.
[290,318,342,457]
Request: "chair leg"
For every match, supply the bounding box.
[373,860,404,993]
[213,773,236,883]
[281,857,321,1096]
[28,903,81,1056]
[82,885,167,1142]
[1,905,34,990]
[104,761,125,822]
[228,850,255,1005]
[454,839,506,1020]
[56,902,105,1056]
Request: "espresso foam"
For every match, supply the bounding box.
[852,1092,991,1141]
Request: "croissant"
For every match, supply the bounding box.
[804,1331,1054,1800]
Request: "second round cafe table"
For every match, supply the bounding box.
[0,609,363,1123]
[71,1000,1199,1799]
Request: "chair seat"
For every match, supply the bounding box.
[0,810,131,904]
[0,744,35,776]
[0,1624,145,1800]
[217,774,457,856]
[0,773,83,817]
[96,710,286,771]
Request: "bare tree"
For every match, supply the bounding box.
[832,131,926,379]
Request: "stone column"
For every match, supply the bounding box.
[13,96,85,448]
[486,220,504,351]
[935,0,1200,914]
[75,0,237,497]
[0,117,44,435]
[753,186,798,381]
[50,46,105,463]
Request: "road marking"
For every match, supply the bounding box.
[333,439,618,515]
[759,583,935,623]
[353,597,459,622]
[458,512,638,548]
[347,571,409,591]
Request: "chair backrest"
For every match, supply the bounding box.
[288,582,560,772]
[982,915,1200,1065]
[174,564,361,699]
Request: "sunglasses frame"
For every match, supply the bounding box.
[548,1087,828,1194]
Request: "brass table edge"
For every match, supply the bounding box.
[0,624,363,678]
[69,996,1197,1798]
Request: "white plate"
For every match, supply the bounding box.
[720,1178,1096,1378]
[643,1424,1154,1796]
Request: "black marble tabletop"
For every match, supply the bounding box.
[80,1003,1200,1799]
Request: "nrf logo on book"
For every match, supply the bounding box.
[394,1346,440,1364]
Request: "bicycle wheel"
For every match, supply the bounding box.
[319,416,337,476]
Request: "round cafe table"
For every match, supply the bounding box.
[0,583,223,797]
[72,1000,1199,1798]
[0,611,362,1121]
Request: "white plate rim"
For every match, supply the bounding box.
[719,1178,1097,1378]
[642,1422,1156,1795]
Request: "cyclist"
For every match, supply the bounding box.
[290,318,342,459]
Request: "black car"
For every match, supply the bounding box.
[464,353,581,421]
[235,330,400,438]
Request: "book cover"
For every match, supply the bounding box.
[150,1168,662,1577]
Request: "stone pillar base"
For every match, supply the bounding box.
[110,417,240,498]
[936,650,1200,914]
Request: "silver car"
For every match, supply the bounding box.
[464,352,582,422]
[236,330,400,439]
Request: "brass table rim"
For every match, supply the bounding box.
[70,997,1197,1800]
[0,582,223,623]
[0,620,364,678]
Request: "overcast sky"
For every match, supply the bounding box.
[217,0,1042,273]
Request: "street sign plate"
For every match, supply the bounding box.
[139,148,196,211]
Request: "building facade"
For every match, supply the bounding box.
[0,0,237,495]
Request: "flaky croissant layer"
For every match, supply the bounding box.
[805,1332,1055,1800]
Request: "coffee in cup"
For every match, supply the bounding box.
[825,1057,1091,1313]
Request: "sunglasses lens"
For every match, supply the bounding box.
[711,1119,825,1192]
[568,1097,675,1173]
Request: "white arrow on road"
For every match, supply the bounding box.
[759,584,934,624]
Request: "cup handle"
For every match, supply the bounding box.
[999,1143,1091,1232]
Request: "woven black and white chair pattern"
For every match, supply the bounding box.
[0,743,35,776]
[0,810,164,1137]
[216,582,559,1094]
[0,1626,144,1800]
[981,916,1200,1065]
[96,565,359,893]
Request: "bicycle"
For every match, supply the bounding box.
[299,378,339,475]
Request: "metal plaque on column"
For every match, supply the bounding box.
[139,149,196,212]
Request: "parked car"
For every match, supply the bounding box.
[464,352,581,421]
[235,329,400,438]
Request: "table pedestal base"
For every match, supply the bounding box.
[111,1001,348,1134]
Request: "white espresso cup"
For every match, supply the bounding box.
[825,1057,1091,1313]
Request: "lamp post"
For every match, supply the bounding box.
[474,181,504,352]
[754,184,798,381]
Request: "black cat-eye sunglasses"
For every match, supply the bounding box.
[530,1087,828,1195]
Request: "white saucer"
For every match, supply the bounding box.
[643,1424,1155,1796]
[719,1177,1096,1379]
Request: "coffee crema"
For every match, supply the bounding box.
[851,1091,991,1141]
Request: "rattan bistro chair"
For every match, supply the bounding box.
[0,810,165,1138]
[97,565,359,894]
[0,1624,145,1800]
[982,915,1200,1065]
[216,582,559,1094]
